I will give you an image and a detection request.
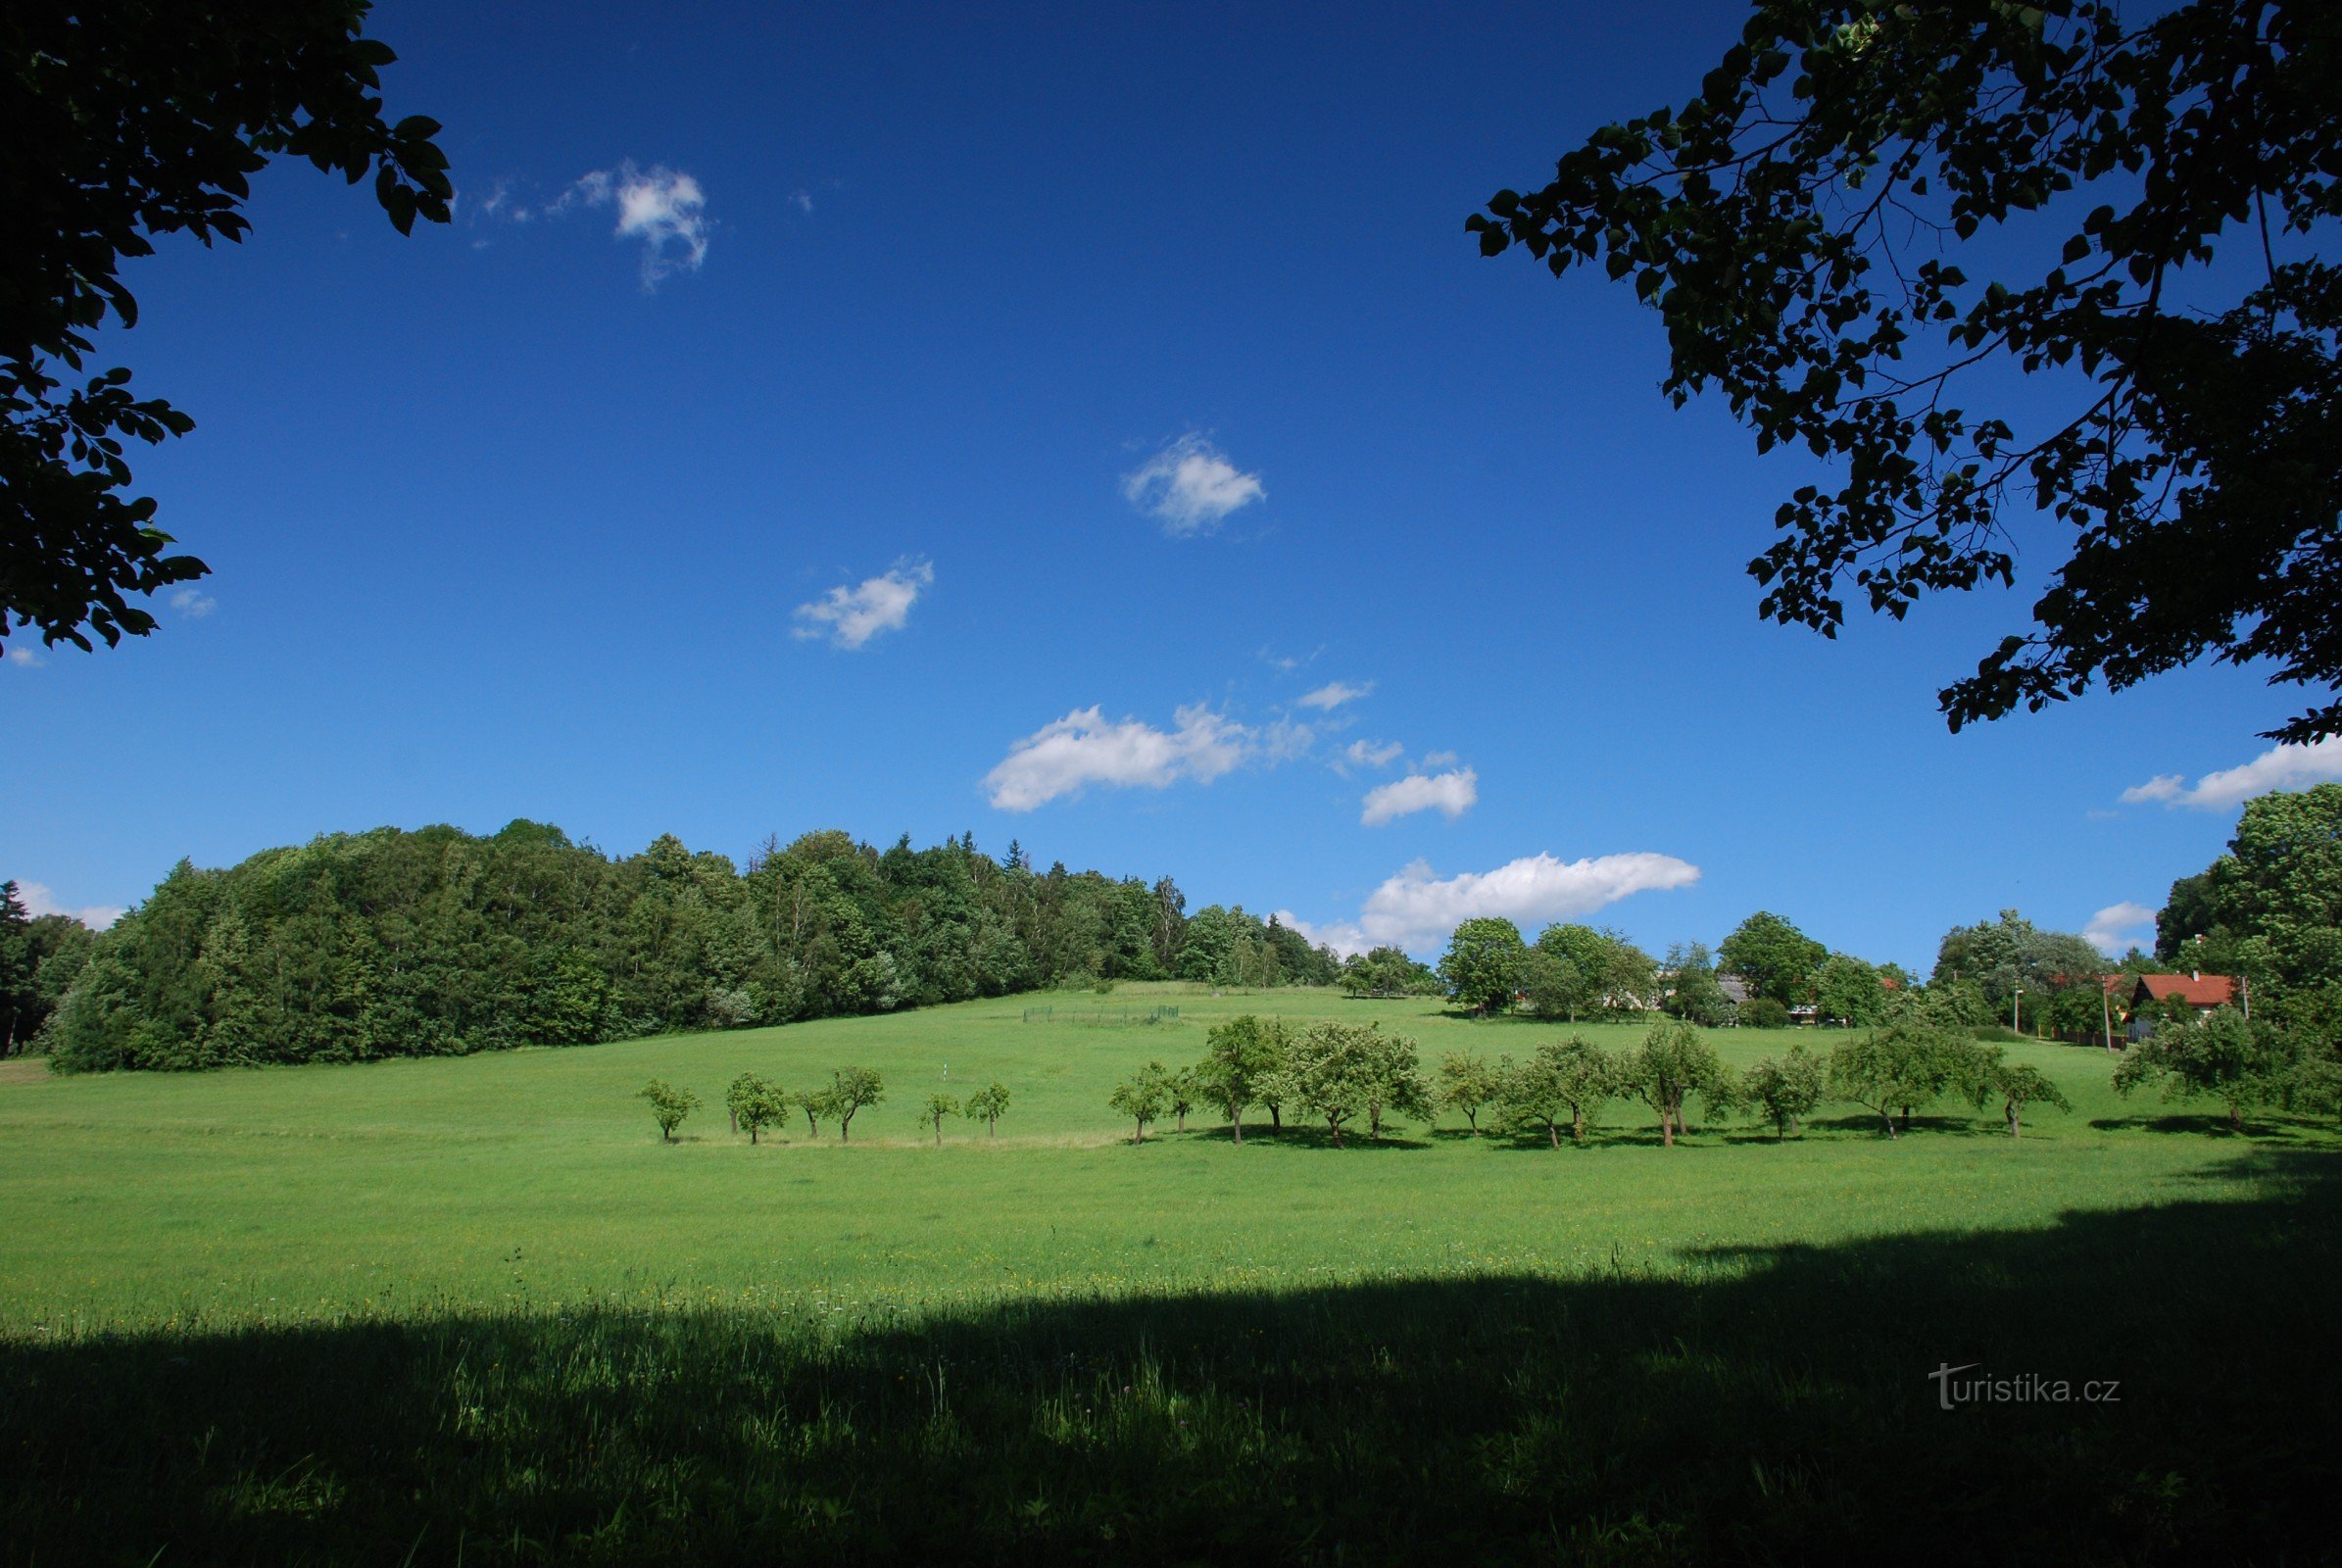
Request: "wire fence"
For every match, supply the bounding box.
[1019,1004,1184,1028]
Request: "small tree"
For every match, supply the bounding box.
[638,1079,700,1143]
[1275,1020,1421,1147]
[964,1081,1011,1136]
[920,1092,960,1145]
[1499,1035,1618,1148]
[1619,1019,1728,1147]
[1195,1013,1287,1143]
[797,1085,836,1139]
[830,1066,885,1143]
[1828,1022,1962,1139]
[1438,1049,1501,1135]
[2114,1006,2291,1133]
[1109,1060,1171,1143]
[1166,1066,1197,1133]
[1982,1055,2072,1138]
[1741,1047,1827,1141]
[726,1072,786,1144]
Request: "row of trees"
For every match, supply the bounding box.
[25,822,1347,1072]
[1110,1014,2079,1149]
[640,1064,907,1144]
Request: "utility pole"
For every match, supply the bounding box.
[2012,986,2024,1037]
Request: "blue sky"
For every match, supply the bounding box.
[6,0,2336,970]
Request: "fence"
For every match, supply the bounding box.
[1019,1004,1183,1028]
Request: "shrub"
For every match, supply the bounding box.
[1741,998,1791,1030]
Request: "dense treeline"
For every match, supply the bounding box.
[35,821,1341,1073]
[0,882,96,1056]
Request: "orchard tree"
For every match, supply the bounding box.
[637,1079,700,1144]
[1471,1,2342,745]
[1827,1021,1970,1138]
[1440,918,1529,1014]
[1359,1027,1431,1141]
[5,1,453,661]
[1108,1060,1171,1144]
[725,1072,786,1144]
[1741,1047,1828,1140]
[1270,1020,1392,1148]
[1527,925,1608,1019]
[1718,913,1826,1007]
[964,1081,1011,1136]
[829,1066,884,1143]
[1166,1066,1198,1133]
[1979,1052,2073,1137]
[1193,1013,1287,1145]
[920,1092,960,1145]
[797,1085,836,1139]
[2114,1005,2295,1132]
[1437,1049,1501,1135]
[1499,1035,1620,1148]
[1620,1019,1730,1147]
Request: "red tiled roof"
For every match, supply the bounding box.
[2132,973,2237,1007]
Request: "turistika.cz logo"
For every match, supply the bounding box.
[1928,1363,2121,1410]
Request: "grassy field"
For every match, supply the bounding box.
[4,983,2337,1563]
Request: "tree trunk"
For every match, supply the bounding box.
[1329,1117,1342,1149]
[1177,1108,1187,1133]
[1573,1106,1586,1146]
[750,1125,758,1145]
[1231,1108,1244,1146]
[1466,1108,1479,1135]
[989,1113,999,1137]
[1880,1106,1897,1139]
[2006,1099,2020,1138]
[1270,1104,1282,1131]
[2229,1103,2244,1133]
[1659,1103,1674,1148]
[1548,1122,1561,1150]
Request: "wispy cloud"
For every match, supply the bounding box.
[1361,767,1478,826]
[1419,750,1459,768]
[170,586,216,618]
[1344,739,1403,770]
[558,162,710,286]
[2121,734,2342,810]
[16,881,124,929]
[792,559,933,650]
[1297,680,1372,711]
[985,704,1255,810]
[2083,901,2156,957]
[1279,851,1700,957]
[6,646,44,668]
[1122,433,1265,536]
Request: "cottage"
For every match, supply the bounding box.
[2122,970,2240,1040]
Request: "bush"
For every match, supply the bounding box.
[1740,998,1790,1029]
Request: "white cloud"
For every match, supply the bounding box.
[1344,739,1403,770]
[1261,717,1317,763]
[16,882,123,929]
[1122,434,1265,536]
[2083,901,2157,957]
[2121,735,2342,810]
[791,188,814,214]
[1419,750,1459,768]
[792,559,933,650]
[985,704,1253,810]
[1361,767,1479,826]
[1285,851,1700,956]
[1297,680,1372,711]
[563,163,709,286]
[6,646,44,667]
[170,586,216,617]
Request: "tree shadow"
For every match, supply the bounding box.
[4,1152,2335,1564]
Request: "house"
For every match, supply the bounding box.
[2127,971,2239,1014]
[1716,974,1754,1007]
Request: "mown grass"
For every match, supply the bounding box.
[3,983,2336,1562]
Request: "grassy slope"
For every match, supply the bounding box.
[0,983,2280,1325]
[3,985,2337,1563]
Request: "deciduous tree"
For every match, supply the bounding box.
[1471,0,2342,743]
[829,1066,884,1144]
[1439,918,1528,1015]
[637,1079,699,1144]
[4,1,453,660]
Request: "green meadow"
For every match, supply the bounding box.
[4,984,2338,1563]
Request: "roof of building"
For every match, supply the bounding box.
[1716,974,1754,1004]
[2131,972,2238,1007]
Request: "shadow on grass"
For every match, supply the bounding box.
[4,1152,2336,1565]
